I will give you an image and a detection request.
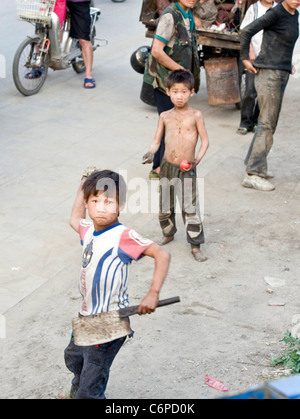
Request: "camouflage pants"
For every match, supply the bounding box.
[159,159,205,247]
[245,69,289,178]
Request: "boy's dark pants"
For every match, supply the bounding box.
[245,69,289,178]
[64,336,126,399]
[159,159,205,248]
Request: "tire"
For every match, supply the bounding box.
[140,81,156,107]
[71,39,85,74]
[13,37,49,96]
[130,46,150,74]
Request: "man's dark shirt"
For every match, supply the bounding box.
[240,3,299,73]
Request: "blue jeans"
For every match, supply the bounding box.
[245,69,289,178]
[64,336,126,399]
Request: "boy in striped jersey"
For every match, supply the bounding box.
[64,169,170,399]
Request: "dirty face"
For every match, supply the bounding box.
[284,0,300,11]
[85,191,120,231]
[261,0,276,6]
[167,82,194,108]
[177,0,198,12]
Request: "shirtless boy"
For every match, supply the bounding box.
[143,69,209,261]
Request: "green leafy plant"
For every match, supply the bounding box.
[271,331,300,375]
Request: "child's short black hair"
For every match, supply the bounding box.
[83,170,127,206]
[166,69,195,90]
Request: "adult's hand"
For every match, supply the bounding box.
[242,59,259,75]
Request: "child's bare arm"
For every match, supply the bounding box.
[70,179,86,233]
[192,111,209,168]
[137,243,171,315]
[249,42,256,62]
[142,114,165,164]
[70,168,98,233]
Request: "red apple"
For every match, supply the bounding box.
[180,159,191,170]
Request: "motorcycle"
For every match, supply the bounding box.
[13,0,102,96]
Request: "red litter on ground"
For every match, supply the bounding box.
[205,374,229,392]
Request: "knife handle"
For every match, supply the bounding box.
[119,296,180,318]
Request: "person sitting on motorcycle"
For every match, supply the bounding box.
[25,0,67,80]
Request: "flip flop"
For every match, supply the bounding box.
[205,374,229,392]
[236,127,248,135]
[149,170,160,179]
[25,68,44,79]
[84,78,96,89]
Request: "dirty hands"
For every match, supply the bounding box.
[242,59,259,75]
[180,159,198,172]
[142,152,154,164]
[137,292,159,315]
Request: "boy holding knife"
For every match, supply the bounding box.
[64,168,170,399]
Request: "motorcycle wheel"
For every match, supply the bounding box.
[71,40,85,74]
[13,37,49,96]
[140,81,156,107]
[130,46,150,74]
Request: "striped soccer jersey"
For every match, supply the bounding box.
[78,220,153,316]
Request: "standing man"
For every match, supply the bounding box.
[236,0,275,136]
[240,0,299,191]
[143,0,200,179]
[67,0,96,88]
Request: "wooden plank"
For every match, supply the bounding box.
[197,35,240,50]
[196,28,240,43]
[141,19,241,49]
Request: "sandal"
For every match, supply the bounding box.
[25,68,44,79]
[236,127,248,135]
[84,78,96,89]
[149,170,160,179]
[205,375,229,392]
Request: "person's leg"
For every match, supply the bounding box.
[243,69,289,188]
[74,337,126,399]
[180,171,206,261]
[64,338,84,399]
[67,1,94,87]
[159,160,177,243]
[79,38,94,84]
[238,71,258,133]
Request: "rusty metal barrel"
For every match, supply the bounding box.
[204,56,241,106]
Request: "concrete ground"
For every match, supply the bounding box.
[0,0,299,399]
